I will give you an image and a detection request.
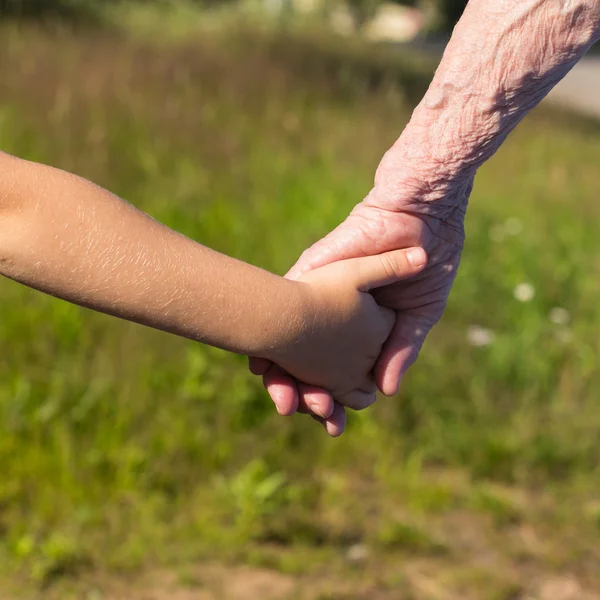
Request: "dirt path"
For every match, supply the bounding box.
[8,561,600,600]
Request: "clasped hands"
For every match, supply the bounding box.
[248,165,466,436]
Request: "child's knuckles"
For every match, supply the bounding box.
[361,379,377,394]
[336,390,377,411]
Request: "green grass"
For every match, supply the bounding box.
[2,21,600,600]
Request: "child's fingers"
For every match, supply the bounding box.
[297,383,335,419]
[262,365,299,416]
[348,247,427,292]
[325,403,346,437]
[335,389,377,411]
[312,403,347,437]
[248,356,271,375]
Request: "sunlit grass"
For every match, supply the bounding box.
[2,23,600,598]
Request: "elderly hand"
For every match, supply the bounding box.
[250,146,474,434]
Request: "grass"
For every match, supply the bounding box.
[1,18,600,600]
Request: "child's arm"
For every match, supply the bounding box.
[0,152,311,356]
[0,152,426,427]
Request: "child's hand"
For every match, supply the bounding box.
[262,247,427,424]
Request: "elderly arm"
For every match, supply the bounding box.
[256,0,600,416]
[374,0,600,216]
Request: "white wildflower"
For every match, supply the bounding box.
[514,282,535,303]
[504,217,523,236]
[549,307,570,326]
[467,325,495,347]
[346,543,368,563]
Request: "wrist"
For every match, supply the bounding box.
[249,279,314,361]
[366,121,475,243]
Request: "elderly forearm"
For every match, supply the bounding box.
[374,0,600,211]
[0,153,302,355]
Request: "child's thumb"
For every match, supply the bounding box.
[351,247,427,292]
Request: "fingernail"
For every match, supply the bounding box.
[309,402,324,418]
[276,403,290,416]
[407,248,426,268]
[326,422,342,437]
[390,374,403,396]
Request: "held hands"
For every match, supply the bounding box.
[251,187,467,436]
[259,247,427,436]
[250,137,471,436]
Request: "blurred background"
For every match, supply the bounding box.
[2,1,600,599]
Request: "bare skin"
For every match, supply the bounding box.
[252,0,600,424]
[0,151,428,436]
